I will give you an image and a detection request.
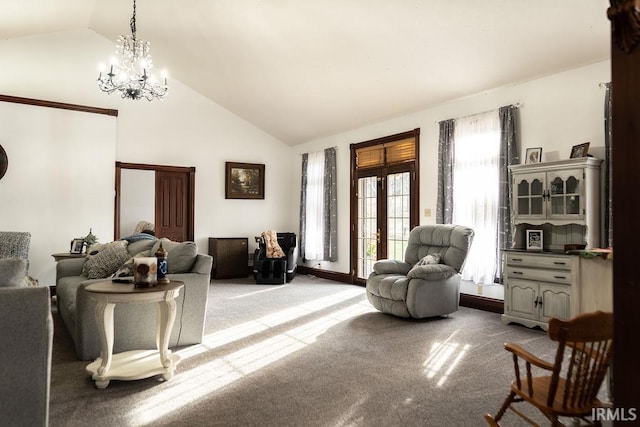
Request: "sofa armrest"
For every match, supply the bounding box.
[191,253,213,275]
[56,257,86,282]
[372,259,412,275]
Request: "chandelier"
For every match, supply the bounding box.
[97,0,168,101]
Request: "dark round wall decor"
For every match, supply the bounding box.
[0,144,7,180]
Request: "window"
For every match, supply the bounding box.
[299,147,337,262]
[452,111,501,284]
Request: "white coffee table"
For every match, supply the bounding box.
[84,280,184,389]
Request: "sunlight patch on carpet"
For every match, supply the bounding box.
[228,284,290,299]
[177,288,364,360]
[128,298,375,425]
[422,330,471,387]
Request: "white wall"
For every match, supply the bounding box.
[0,29,295,285]
[292,60,611,275]
[0,102,116,285]
[0,28,611,282]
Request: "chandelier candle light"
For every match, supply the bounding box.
[97,0,168,101]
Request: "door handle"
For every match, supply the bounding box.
[376,229,381,244]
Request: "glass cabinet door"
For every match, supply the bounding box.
[547,169,583,219]
[515,173,546,219]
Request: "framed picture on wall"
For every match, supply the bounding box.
[70,238,85,254]
[570,142,590,158]
[526,230,543,251]
[525,147,542,164]
[225,162,265,199]
[0,144,7,180]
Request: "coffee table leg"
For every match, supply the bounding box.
[94,301,115,379]
[157,297,177,369]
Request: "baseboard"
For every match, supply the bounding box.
[459,294,504,313]
[295,265,352,283]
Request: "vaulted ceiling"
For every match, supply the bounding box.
[1,1,611,145]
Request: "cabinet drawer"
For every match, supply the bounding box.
[506,266,572,285]
[506,253,571,270]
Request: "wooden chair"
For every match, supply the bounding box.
[485,311,613,426]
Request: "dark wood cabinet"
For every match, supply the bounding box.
[208,238,249,279]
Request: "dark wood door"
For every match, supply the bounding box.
[155,170,190,241]
[609,0,640,415]
[115,162,195,242]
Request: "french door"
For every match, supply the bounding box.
[350,129,420,285]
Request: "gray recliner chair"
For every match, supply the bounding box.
[366,224,474,319]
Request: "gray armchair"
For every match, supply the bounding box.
[0,258,53,426]
[366,224,474,319]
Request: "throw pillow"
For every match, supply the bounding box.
[127,239,156,255]
[415,253,441,266]
[112,250,152,278]
[82,241,130,279]
[0,258,27,287]
[151,239,198,274]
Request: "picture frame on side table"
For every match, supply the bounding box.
[70,238,85,254]
[526,230,543,251]
[570,142,590,159]
[525,147,542,164]
[225,162,265,199]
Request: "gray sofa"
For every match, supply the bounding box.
[366,225,474,318]
[56,238,213,360]
[0,258,53,427]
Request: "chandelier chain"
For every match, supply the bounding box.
[130,0,137,40]
[96,0,168,101]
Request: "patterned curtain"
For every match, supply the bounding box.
[299,153,309,260]
[323,147,338,261]
[496,105,519,280]
[604,82,613,248]
[436,119,455,224]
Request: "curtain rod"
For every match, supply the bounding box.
[301,146,338,155]
[434,102,521,124]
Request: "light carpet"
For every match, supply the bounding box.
[49,275,559,427]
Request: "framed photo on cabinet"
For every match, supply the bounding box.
[225,162,265,199]
[525,147,542,164]
[526,230,543,251]
[570,142,590,159]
